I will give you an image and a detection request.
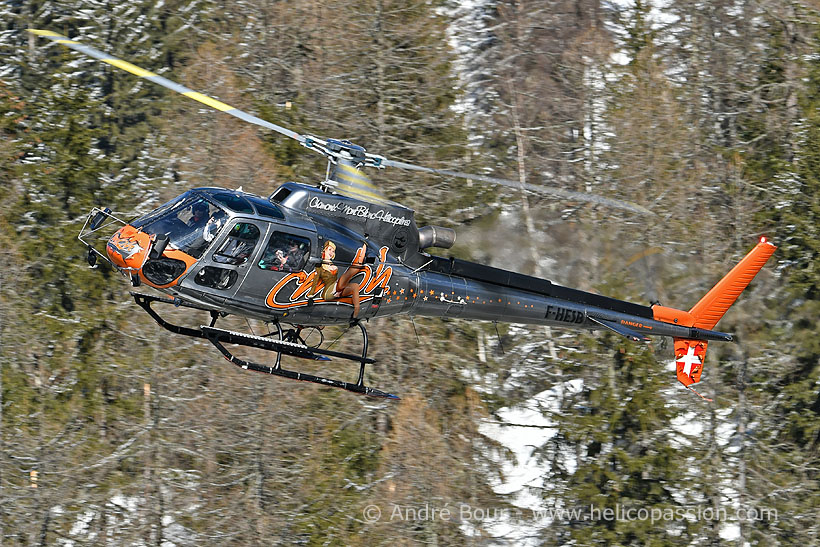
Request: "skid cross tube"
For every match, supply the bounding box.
[203,332,397,399]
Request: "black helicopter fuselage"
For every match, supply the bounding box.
[40,27,773,397]
[96,182,730,345]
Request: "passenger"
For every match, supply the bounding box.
[274,249,288,270]
[285,241,306,269]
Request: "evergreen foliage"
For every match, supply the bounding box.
[1,1,818,544]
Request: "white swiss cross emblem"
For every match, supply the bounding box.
[677,346,701,376]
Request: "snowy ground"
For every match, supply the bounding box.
[470,379,583,544]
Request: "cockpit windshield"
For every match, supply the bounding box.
[132,196,228,259]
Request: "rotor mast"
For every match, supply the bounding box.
[307,138,391,204]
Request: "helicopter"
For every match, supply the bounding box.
[30,29,776,400]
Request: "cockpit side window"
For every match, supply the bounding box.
[175,199,228,258]
[213,222,261,265]
[258,232,310,272]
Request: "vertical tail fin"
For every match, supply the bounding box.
[672,238,777,391]
[687,238,778,330]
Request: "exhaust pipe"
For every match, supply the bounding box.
[418,226,456,249]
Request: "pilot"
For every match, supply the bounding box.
[189,201,222,244]
[307,241,366,322]
[189,201,209,227]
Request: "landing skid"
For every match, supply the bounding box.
[131,292,398,399]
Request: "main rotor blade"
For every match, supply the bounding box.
[27,29,306,144]
[29,29,653,216]
[380,158,654,215]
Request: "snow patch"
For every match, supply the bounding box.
[475,379,583,541]
[481,409,551,499]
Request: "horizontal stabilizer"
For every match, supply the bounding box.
[589,316,650,343]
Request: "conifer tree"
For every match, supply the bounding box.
[738,14,820,543]
[543,340,692,545]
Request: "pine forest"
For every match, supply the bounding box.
[1,0,819,545]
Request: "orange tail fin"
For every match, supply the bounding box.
[673,238,777,390]
[688,238,778,330]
